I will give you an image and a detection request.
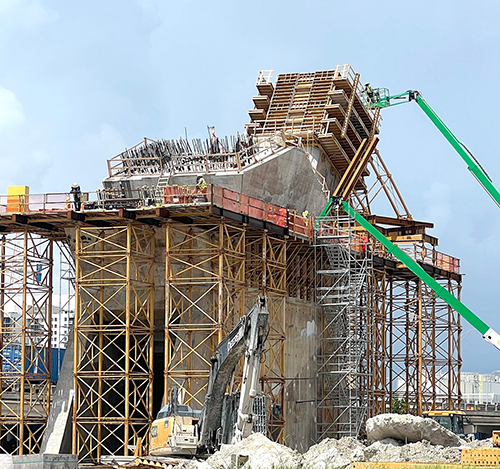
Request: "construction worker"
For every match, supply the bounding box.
[364,82,374,103]
[361,234,369,253]
[196,175,207,191]
[70,183,83,211]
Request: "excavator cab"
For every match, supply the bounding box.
[423,410,465,437]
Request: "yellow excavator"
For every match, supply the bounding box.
[422,410,466,438]
[149,297,269,457]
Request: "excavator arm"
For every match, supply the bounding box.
[198,296,269,452]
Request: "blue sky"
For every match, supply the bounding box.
[0,0,498,372]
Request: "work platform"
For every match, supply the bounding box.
[0,185,460,281]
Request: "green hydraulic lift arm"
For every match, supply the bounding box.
[412,93,500,208]
[369,88,500,208]
[335,199,500,351]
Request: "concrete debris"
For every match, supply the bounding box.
[464,437,494,448]
[364,439,461,464]
[153,426,496,469]
[302,437,364,469]
[366,413,462,447]
[206,433,301,469]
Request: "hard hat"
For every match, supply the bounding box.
[71,183,80,189]
[365,82,370,86]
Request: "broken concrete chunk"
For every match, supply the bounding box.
[366,413,462,447]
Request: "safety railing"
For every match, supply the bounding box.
[163,185,313,241]
[106,134,287,178]
[0,189,148,214]
[333,64,377,122]
[394,241,460,274]
[107,138,161,178]
[315,218,460,275]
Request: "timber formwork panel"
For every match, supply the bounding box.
[73,224,155,463]
[0,232,53,455]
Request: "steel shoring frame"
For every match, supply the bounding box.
[245,232,287,443]
[0,232,53,454]
[383,277,461,415]
[370,270,387,416]
[315,212,372,441]
[165,221,246,409]
[73,224,155,463]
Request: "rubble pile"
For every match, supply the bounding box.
[164,415,496,469]
[301,437,365,468]
[364,438,461,464]
[366,413,462,447]
[206,433,301,469]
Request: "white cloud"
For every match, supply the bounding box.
[0,86,24,132]
[0,0,57,28]
[0,0,18,15]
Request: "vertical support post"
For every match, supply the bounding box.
[0,232,53,454]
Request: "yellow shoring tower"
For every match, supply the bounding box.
[73,223,155,462]
[0,231,53,454]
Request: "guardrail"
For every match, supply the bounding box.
[0,188,459,274]
[0,190,147,213]
[162,185,313,241]
[394,241,460,275]
[316,218,460,275]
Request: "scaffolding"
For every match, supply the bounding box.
[73,223,155,462]
[0,232,53,454]
[165,222,287,442]
[315,210,372,440]
[371,275,461,414]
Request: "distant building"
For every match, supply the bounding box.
[461,371,500,405]
[51,305,74,349]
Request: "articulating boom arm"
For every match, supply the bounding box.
[366,88,500,208]
[198,297,269,451]
[324,198,500,351]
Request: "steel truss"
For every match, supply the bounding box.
[371,274,461,415]
[315,212,372,440]
[165,222,287,442]
[0,232,53,454]
[73,224,155,462]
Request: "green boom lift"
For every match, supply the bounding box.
[317,87,500,351]
[366,88,500,208]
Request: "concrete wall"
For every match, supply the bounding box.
[102,145,338,217]
[165,146,336,216]
[11,454,77,469]
[283,296,317,452]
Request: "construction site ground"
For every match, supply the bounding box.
[110,431,500,469]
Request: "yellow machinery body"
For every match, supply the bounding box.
[149,415,199,457]
[423,410,466,436]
